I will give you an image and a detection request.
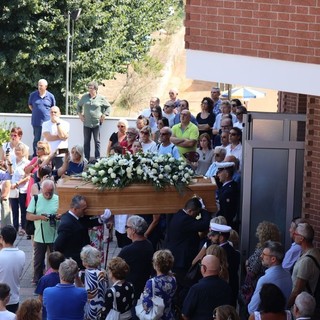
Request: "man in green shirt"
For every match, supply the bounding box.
[171,110,199,158]
[77,81,111,160]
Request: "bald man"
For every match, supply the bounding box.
[182,255,232,320]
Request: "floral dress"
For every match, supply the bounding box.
[142,274,177,320]
[84,268,108,320]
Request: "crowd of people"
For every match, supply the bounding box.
[0,79,319,319]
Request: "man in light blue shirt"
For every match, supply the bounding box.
[157,127,180,159]
[248,240,292,314]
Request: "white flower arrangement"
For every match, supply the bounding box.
[82,152,194,191]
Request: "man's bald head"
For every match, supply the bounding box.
[201,254,220,276]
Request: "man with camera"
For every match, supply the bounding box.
[42,106,70,169]
[26,179,60,285]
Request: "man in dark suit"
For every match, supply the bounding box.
[182,255,232,320]
[54,195,111,268]
[215,162,239,230]
[210,222,240,307]
[166,197,211,308]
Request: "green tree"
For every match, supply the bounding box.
[0,0,179,113]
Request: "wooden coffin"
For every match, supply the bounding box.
[56,177,217,215]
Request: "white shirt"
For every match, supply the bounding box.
[11,158,30,193]
[0,310,16,320]
[157,143,180,159]
[225,143,242,166]
[0,247,25,305]
[141,141,157,153]
[42,119,70,154]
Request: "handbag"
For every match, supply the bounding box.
[183,260,202,288]
[106,284,132,320]
[9,188,19,198]
[135,278,165,320]
[26,195,38,236]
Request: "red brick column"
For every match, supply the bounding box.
[303,96,320,247]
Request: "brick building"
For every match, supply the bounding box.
[184,0,320,246]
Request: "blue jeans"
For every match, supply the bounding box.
[33,126,43,157]
[83,125,100,160]
[10,193,27,231]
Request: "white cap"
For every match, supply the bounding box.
[216,162,235,169]
[210,222,232,233]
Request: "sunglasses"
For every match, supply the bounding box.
[10,134,18,138]
[160,132,169,136]
[117,125,125,128]
[36,147,45,151]
[236,112,243,115]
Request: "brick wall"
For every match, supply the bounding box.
[303,96,320,247]
[278,92,307,114]
[185,0,320,64]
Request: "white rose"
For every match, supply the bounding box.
[141,158,147,164]
[94,162,100,168]
[137,168,143,175]
[178,165,184,170]
[107,159,114,166]
[184,173,190,178]
[169,157,175,162]
[152,169,157,174]
[98,170,106,176]
[102,177,108,183]
[153,163,159,168]
[108,168,113,174]
[173,175,178,181]
[164,165,171,172]
[92,177,99,183]
[82,172,87,178]
[111,173,116,179]
[126,167,132,174]
[89,168,96,176]
[159,174,163,179]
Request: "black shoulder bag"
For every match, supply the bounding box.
[26,195,38,236]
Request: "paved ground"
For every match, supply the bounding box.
[15,233,121,302]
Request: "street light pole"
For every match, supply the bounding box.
[66,12,71,115]
[65,9,81,115]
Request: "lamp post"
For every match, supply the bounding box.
[65,8,81,115]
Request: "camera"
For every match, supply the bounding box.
[6,148,10,155]
[42,214,58,227]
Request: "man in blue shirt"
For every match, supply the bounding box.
[248,240,292,314]
[28,79,56,156]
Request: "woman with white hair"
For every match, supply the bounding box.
[76,245,108,320]
[106,119,128,156]
[7,142,30,235]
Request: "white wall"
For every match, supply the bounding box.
[186,50,320,96]
[0,113,136,158]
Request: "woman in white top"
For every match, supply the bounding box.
[7,142,30,235]
[139,126,157,153]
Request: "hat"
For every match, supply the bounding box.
[216,162,235,169]
[210,222,232,233]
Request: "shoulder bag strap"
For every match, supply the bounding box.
[306,254,320,270]
[151,278,155,299]
[305,254,320,294]
[111,286,117,311]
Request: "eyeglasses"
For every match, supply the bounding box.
[125,225,132,230]
[88,86,95,90]
[201,101,208,105]
[10,134,18,138]
[36,147,45,151]
[160,132,169,136]
[236,112,243,116]
[151,109,157,112]
[50,111,58,114]
[214,154,220,157]
[221,125,230,129]
[140,131,149,135]
[229,132,238,136]
[231,103,237,107]
[293,231,304,238]
[261,252,273,257]
[117,125,125,128]
[164,105,173,108]
[126,132,136,136]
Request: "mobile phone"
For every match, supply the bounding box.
[56,148,69,155]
